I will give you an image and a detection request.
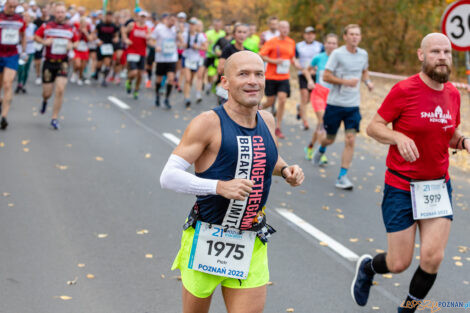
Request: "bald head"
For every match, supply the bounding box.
[224,51,264,77]
[420,33,451,50]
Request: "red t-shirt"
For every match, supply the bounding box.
[378,74,461,191]
[35,21,77,60]
[0,12,26,57]
[126,24,148,56]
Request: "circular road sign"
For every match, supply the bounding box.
[441,0,470,51]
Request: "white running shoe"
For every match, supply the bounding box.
[35,77,41,85]
[84,79,91,85]
[77,79,83,86]
[335,175,354,190]
[70,73,78,83]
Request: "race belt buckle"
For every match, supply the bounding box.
[188,221,256,280]
[410,179,452,220]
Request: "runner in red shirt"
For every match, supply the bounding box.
[122,10,150,100]
[351,33,469,313]
[35,2,78,130]
[72,17,92,86]
[0,0,27,130]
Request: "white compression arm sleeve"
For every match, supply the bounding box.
[160,154,219,196]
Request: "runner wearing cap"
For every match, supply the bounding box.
[160,50,304,313]
[304,33,338,162]
[34,2,78,130]
[259,21,301,139]
[175,11,188,92]
[296,26,323,130]
[150,13,183,109]
[0,0,27,130]
[182,17,207,107]
[122,10,150,100]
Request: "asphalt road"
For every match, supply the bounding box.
[0,78,469,313]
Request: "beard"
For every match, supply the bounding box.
[422,59,451,83]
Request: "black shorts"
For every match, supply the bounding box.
[42,59,69,84]
[89,48,97,54]
[265,79,290,97]
[34,49,43,60]
[146,47,155,65]
[204,56,216,68]
[128,55,146,71]
[155,62,176,76]
[298,74,316,90]
[323,104,361,135]
[113,41,124,51]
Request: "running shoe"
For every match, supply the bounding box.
[0,117,8,130]
[77,79,83,86]
[35,77,42,85]
[21,87,27,94]
[70,73,77,83]
[106,76,114,83]
[312,151,327,166]
[133,91,139,100]
[296,103,301,120]
[274,128,285,139]
[304,146,313,160]
[114,77,121,85]
[125,80,132,94]
[15,85,22,94]
[84,79,91,85]
[164,98,171,109]
[302,121,309,131]
[50,119,59,130]
[40,100,48,114]
[185,100,191,108]
[196,96,202,104]
[145,80,152,88]
[351,254,374,306]
[0,100,2,114]
[336,175,354,190]
[155,97,160,107]
[101,80,107,87]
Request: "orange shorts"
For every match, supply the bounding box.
[310,83,329,112]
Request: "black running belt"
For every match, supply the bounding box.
[387,169,445,182]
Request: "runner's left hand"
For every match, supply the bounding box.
[366,81,374,91]
[282,165,304,186]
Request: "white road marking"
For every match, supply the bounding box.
[108,96,130,110]
[163,133,181,146]
[276,208,359,262]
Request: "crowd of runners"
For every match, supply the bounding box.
[0,0,469,312]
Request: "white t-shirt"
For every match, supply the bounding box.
[182,31,206,61]
[151,23,178,63]
[262,30,280,43]
[296,40,323,74]
[17,23,37,54]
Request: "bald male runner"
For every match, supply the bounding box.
[351,33,468,312]
[160,51,304,313]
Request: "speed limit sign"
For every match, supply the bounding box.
[441,0,470,51]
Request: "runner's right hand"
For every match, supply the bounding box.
[343,78,359,87]
[393,132,419,162]
[44,38,53,46]
[216,179,254,200]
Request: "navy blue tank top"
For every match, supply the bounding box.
[194,106,278,230]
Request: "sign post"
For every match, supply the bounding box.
[441,0,470,90]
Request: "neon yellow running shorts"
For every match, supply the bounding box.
[171,226,269,298]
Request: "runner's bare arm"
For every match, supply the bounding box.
[367,113,419,162]
[217,58,226,75]
[323,69,358,87]
[162,112,254,200]
[260,55,282,65]
[302,67,315,90]
[362,69,374,91]
[259,110,304,186]
[21,30,27,54]
[449,129,470,152]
